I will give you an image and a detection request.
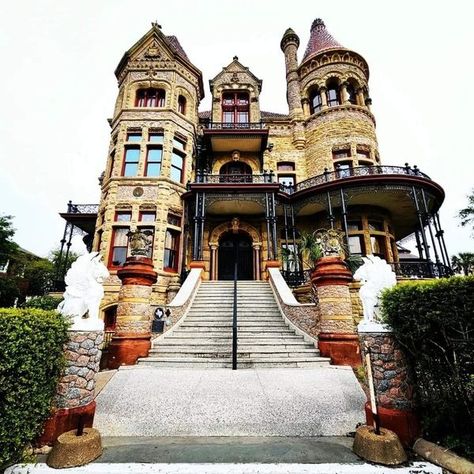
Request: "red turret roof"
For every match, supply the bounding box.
[302,19,343,62]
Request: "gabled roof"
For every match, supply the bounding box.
[302,18,344,62]
[209,56,262,92]
[114,23,204,98]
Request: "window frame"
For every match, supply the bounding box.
[109,227,129,269]
[135,88,166,108]
[221,91,250,125]
[145,146,163,177]
[122,146,140,177]
[177,95,186,115]
[163,228,180,272]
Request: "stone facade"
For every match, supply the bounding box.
[55,331,103,409]
[359,332,415,411]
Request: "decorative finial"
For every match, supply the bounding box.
[311,18,325,31]
[233,55,238,61]
[151,21,162,29]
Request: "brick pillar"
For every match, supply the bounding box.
[107,256,157,368]
[359,329,420,446]
[38,330,103,445]
[312,256,361,366]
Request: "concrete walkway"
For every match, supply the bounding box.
[94,366,366,437]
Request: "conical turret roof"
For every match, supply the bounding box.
[302,19,344,61]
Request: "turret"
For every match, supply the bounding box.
[280,28,303,119]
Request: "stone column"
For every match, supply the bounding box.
[301,98,310,118]
[356,88,365,106]
[340,82,349,104]
[320,87,328,109]
[311,256,361,366]
[253,244,261,280]
[39,330,103,445]
[210,244,218,280]
[107,256,157,368]
[359,327,420,446]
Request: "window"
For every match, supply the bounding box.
[357,149,370,160]
[178,95,186,114]
[277,162,296,188]
[347,220,362,231]
[171,151,184,182]
[126,132,141,142]
[164,229,180,271]
[333,149,350,160]
[277,162,295,172]
[108,150,115,178]
[326,80,340,107]
[122,147,140,177]
[135,88,165,107]
[139,211,156,222]
[370,235,387,259]
[368,220,384,232]
[148,132,164,143]
[348,235,364,255]
[222,92,249,125]
[281,243,299,272]
[278,175,295,187]
[336,161,352,178]
[110,228,129,267]
[145,148,162,177]
[167,213,181,227]
[309,90,322,114]
[173,137,186,151]
[115,211,132,221]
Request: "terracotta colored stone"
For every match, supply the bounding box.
[117,256,158,286]
[318,332,361,367]
[106,334,152,368]
[311,256,353,286]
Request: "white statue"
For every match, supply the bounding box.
[57,252,109,331]
[353,255,397,331]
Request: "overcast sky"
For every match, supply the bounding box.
[1,0,473,258]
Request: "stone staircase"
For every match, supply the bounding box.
[138,281,330,368]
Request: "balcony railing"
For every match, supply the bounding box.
[203,121,267,130]
[281,165,432,194]
[193,172,275,184]
[390,261,453,279]
[66,201,99,214]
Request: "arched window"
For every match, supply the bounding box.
[326,79,340,107]
[135,88,165,107]
[178,95,186,115]
[309,89,322,114]
[222,92,249,126]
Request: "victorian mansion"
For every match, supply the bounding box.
[56,19,451,315]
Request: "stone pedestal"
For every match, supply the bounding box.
[38,330,103,445]
[312,256,361,366]
[359,329,420,446]
[107,256,157,369]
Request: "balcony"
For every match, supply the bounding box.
[281,165,432,194]
[59,201,99,234]
[194,172,274,184]
[202,121,269,152]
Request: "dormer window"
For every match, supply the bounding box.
[222,92,249,125]
[136,88,165,107]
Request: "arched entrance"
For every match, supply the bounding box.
[218,231,253,280]
[219,161,252,183]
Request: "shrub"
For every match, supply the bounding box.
[21,295,63,311]
[381,276,474,459]
[0,308,70,468]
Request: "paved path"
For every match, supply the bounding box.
[94,366,366,437]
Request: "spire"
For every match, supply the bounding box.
[302,18,343,61]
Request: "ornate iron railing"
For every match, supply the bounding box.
[204,122,267,130]
[281,269,312,287]
[66,201,99,214]
[390,261,453,279]
[194,172,275,184]
[280,165,432,194]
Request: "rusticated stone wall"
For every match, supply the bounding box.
[55,331,103,409]
[316,284,355,333]
[349,281,364,324]
[359,332,415,410]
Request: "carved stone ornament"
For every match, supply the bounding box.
[231,72,239,83]
[145,46,161,59]
[133,186,144,197]
[314,228,344,256]
[127,229,153,256]
[231,217,240,234]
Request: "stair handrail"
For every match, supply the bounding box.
[232,245,238,370]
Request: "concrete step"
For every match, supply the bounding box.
[172,329,297,336]
[150,344,315,352]
[149,349,320,358]
[179,321,288,328]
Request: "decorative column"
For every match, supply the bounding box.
[107,230,157,368]
[320,87,328,109]
[340,82,349,104]
[359,326,420,446]
[253,244,261,280]
[356,87,365,106]
[210,243,218,280]
[312,256,361,366]
[301,98,310,118]
[39,330,104,445]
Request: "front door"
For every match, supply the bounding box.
[218,232,253,280]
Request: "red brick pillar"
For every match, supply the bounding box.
[312,256,361,366]
[107,256,157,368]
[359,330,420,446]
[38,330,103,445]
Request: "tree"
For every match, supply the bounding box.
[458,189,474,234]
[451,253,474,276]
[49,248,79,275]
[0,215,18,267]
